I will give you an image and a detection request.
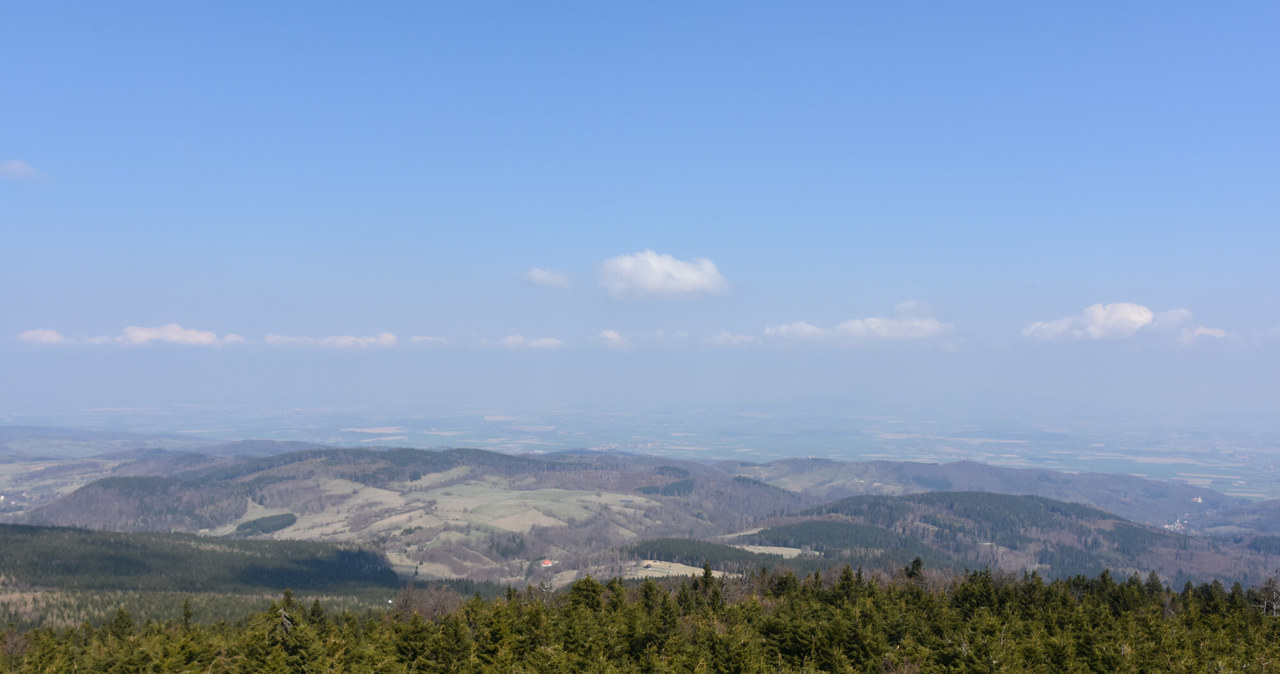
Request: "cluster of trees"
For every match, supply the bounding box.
[0,524,399,605]
[5,564,1280,672]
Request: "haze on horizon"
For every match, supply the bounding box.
[3,4,1278,426]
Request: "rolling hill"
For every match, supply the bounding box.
[5,435,1276,586]
[626,491,1280,586]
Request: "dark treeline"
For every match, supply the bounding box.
[5,564,1280,672]
[0,524,399,595]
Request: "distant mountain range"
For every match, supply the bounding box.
[3,426,1280,587]
[0,425,326,461]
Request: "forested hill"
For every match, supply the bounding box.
[614,491,1280,588]
[760,491,1277,585]
[724,458,1241,524]
[6,566,1280,672]
[0,523,399,594]
[6,444,1271,586]
[0,523,408,630]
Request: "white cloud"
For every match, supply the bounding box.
[1023,303,1153,340]
[410,336,449,346]
[589,329,689,348]
[1023,303,1223,342]
[765,303,952,343]
[1080,303,1154,338]
[764,321,825,339]
[120,324,220,346]
[598,250,729,299]
[17,329,67,344]
[500,335,564,349]
[1020,316,1075,340]
[19,324,241,347]
[524,268,571,289]
[1152,310,1227,343]
[1182,326,1226,342]
[834,316,949,340]
[0,159,39,181]
[598,329,629,349]
[710,332,757,346]
[1151,309,1194,331]
[266,333,397,348]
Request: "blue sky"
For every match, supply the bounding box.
[2,3,1278,420]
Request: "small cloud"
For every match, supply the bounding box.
[121,324,221,346]
[765,303,953,343]
[1024,303,1222,343]
[1020,316,1075,340]
[524,268,571,289]
[266,332,397,348]
[599,250,729,299]
[834,316,949,340]
[592,329,689,348]
[410,336,449,346]
[1023,303,1154,340]
[598,329,630,349]
[0,159,40,181]
[500,335,564,349]
[710,332,757,346]
[17,329,67,344]
[1151,309,1227,343]
[20,324,241,347]
[1151,309,1194,331]
[1182,326,1226,342]
[764,321,825,339]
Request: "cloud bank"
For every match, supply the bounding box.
[499,335,564,349]
[17,329,67,345]
[265,333,398,348]
[599,250,729,299]
[121,324,221,346]
[765,303,952,344]
[18,324,242,347]
[1023,303,1224,343]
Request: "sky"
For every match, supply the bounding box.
[2,3,1278,424]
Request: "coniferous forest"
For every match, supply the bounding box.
[4,564,1280,672]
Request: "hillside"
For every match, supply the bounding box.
[1193,498,1280,536]
[0,523,399,594]
[765,491,1275,584]
[7,439,1277,586]
[0,522,409,629]
[726,458,1242,525]
[621,491,1280,586]
[15,448,812,584]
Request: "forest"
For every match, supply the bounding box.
[4,563,1280,672]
